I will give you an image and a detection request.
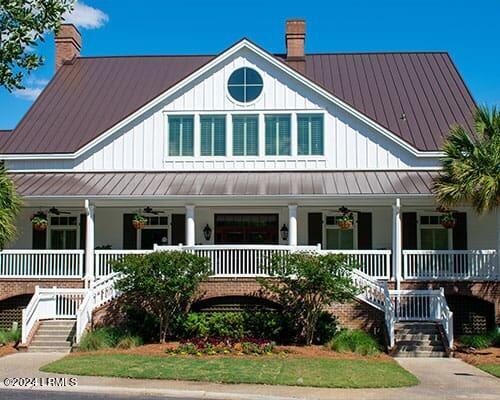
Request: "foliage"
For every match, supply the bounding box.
[78,327,124,351]
[313,312,340,344]
[459,330,500,349]
[337,212,354,223]
[0,0,75,90]
[434,106,500,214]
[166,337,275,356]
[42,354,419,388]
[258,252,359,345]
[115,335,143,350]
[30,211,47,225]
[329,329,381,356]
[132,214,147,223]
[112,251,211,342]
[440,212,455,224]
[0,165,21,249]
[0,328,21,345]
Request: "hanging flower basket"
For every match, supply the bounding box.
[31,212,48,232]
[337,213,354,230]
[441,213,456,229]
[132,214,147,230]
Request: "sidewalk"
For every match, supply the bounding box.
[0,353,498,400]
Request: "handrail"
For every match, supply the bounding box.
[21,286,41,343]
[383,284,395,348]
[75,291,94,343]
[437,288,454,348]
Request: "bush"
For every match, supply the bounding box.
[116,335,143,349]
[313,312,339,345]
[329,329,381,356]
[0,328,21,345]
[167,337,275,356]
[78,327,126,351]
[459,330,500,349]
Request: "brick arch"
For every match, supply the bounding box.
[0,280,84,303]
[446,294,496,334]
[0,293,33,330]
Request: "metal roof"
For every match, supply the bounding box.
[0,50,475,155]
[11,170,438,197]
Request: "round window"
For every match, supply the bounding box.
[227,67,263,103]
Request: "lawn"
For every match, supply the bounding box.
[41,353,418,388]
[478,364,500,378]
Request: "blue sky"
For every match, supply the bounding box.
[1,0,499,129]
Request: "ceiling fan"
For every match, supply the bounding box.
[143,206,164,215]
[49,207,71,215]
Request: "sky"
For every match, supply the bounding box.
[1,0,499,129]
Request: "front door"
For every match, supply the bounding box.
[141,228,168,249]
[214,214,279,244]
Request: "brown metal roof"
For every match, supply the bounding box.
[0,50,475,154]
[10,170,438,197]
[0,130,11,150]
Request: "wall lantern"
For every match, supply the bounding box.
[203,224,212,241]
[280,224,289,241]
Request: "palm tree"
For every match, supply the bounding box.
[0,164,21,249]
[434,106,500,214]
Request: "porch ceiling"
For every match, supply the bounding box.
[9,170,439,198]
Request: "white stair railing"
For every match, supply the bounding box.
[384,285,396,348]
[92,272,122,309]
[75,291,94,343]
[437,288,454,348]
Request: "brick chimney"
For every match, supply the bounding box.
[55,24,81,71]
[285,19,306,74]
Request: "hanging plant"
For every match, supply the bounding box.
[337,212,354,230]
[132,214,147,230]
[31,211,48,231]
[441,213,456,229]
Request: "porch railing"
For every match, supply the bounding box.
[321,249,391,279]
[403,250,498,280]
[0,250,84,279]
[94,250,153,277]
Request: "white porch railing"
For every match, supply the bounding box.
[75,291,94,343]
[0,250,84,278]
[92,272,121,309]
[94,250,152,277]
[21,287,87,344]
[321,249,391,279]
[154,245,319,277]
[403,250,499,280]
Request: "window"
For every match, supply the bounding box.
[227,67,263,103]
[200,115,226,156]
[325,215,355,250]
[140,216,169,250]
[233,115,259,156]
[50,216,78,250]
[297,114,324,155]
[168,116,194,156]
[420,215,449,250]
[265,115,291,156]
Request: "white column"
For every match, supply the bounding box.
[185,205,195,246]
[84,199,95,287]
[288,204,298,247]
[392,198,402,289]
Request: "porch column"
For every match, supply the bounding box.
[392,198,402,289]
[84,199,95,287]
[185,205,195,246]
[288,204,298,247]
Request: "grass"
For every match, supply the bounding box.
[0,328,21,345]
[329,330,381,356]
[78,328,142,351]
[478,364,500,378]
[41,354,418,388]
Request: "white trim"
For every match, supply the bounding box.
[0,40,444,160]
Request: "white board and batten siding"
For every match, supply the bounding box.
[6,48,440,172]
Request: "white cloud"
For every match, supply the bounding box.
[63,1,108,29]
[13,87,43,101]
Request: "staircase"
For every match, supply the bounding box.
[393,322,448,357]
[28,320,75,353]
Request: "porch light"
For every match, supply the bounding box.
[203,224,212,241]
[280,224,289,241]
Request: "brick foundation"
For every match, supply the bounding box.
[0,280,85,302]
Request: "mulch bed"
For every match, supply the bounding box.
[455,346,500,366]
[73,343,393,361]
[0,343,17,358]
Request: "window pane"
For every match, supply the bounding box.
[228,68,245,85]
[278,116,291,155]
[339,229,354,250]
[421,228,448,250]
[310,115,324,155]
[233,117,245,156]
[51,230,64,249]
[200,117,212,156]
[168,117,181,156]
[297,116,310,155]
[233,116,258,156]
[433,229,449,250]
[245,68,263,85]
[245,116,259,156]
[213,116,226,156]
[65,230,77,249]
[181,116,194,156]
[228,85,245,103]
[245,85,262,102]
[265,116,277,155]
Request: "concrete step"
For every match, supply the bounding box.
[35,331,73,337]
[28,346,71,353]
[39,321,76,327]
[395,333,440,341]
[394,350,448,358]
[396,339,443,347]
[395,327,440,335]
[31,340,72,347]
[36,328,74,335]
[396,344,445,352]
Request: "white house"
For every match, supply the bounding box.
[0,21,498,354]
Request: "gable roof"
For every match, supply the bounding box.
[0,47,475,155]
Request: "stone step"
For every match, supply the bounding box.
[395,327,439,335]
[396,344,445,352]
[31,340,72,347]
[395,333,441,341]
[394,350,448,358]
[28,346,71,353]
[39,321,76,327]
[396,339,443,347]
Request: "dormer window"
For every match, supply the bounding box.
[227,67,263,103]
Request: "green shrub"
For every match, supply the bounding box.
[115,335,143,349]
[243,311,284,341]
[313,312,339,344]
[459,330,500,349]
[0,328,21,345]
[78,327,125,351]
[329,329,381,356]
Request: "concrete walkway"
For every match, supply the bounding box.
[0,353,498,400]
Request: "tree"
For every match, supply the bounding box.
[112,251,211,343]
[434,106,500,214]
[258,252,359,345]
[0,164,21,249]
[0,0,74,90]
